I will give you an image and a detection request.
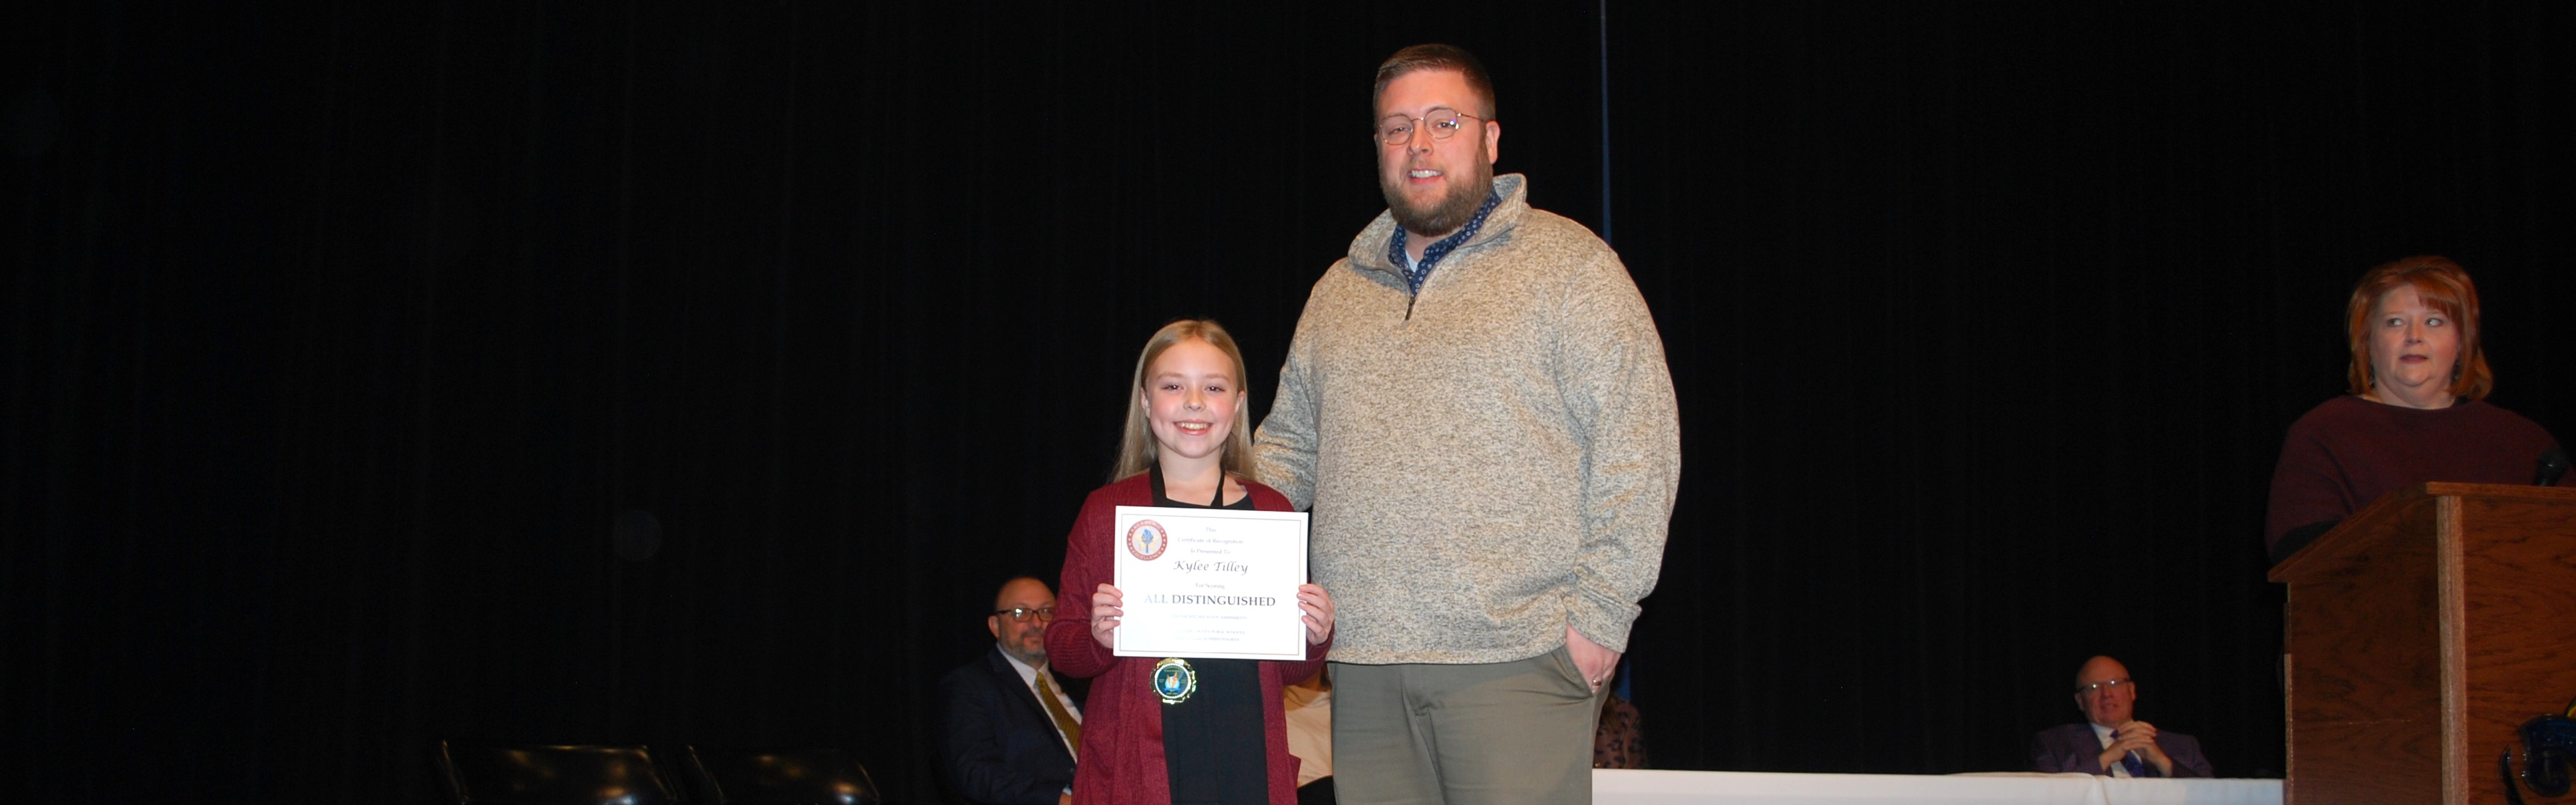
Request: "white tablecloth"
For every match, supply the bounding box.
[1596,768,2281,805]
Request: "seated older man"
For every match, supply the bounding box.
[937,577,1082,805]
[2030,655,2213,778]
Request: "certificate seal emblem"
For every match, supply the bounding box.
[1152,657,1198,705]
[1126,520,1169,561]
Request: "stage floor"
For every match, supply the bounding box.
[1596,768,2281,804]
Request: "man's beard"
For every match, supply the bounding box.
[1382,161,1492,239]
[1003,625,1049,667]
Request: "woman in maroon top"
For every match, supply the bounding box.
[2265,256,2565,562]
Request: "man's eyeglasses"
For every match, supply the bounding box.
[1378,108,1486,146]
[2074,678,2132,697]
[993,606,1056,623]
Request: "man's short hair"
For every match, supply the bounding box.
[1373,44,1497,120]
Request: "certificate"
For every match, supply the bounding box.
[1111,506,1310,661]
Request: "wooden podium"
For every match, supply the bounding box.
[2268,482,2576,805]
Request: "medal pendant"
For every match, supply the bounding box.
[1152,657,1198,705]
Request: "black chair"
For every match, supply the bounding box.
[435,740,689,805]
[678,746,882,805]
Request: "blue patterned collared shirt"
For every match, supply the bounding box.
[1386,191,1503,297]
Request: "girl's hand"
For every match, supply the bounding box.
[1297,583,1335,646]
[1090,583,1124,649]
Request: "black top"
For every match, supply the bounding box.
[1148,464,1265,805]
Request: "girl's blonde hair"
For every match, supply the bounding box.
[1112,319,1254,482]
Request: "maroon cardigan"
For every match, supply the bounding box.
[1045,473,1329,805]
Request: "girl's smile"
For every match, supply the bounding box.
[1142,337,1243,464]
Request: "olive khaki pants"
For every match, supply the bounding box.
[1329,645,1605,805]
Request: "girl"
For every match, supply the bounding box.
[1045,319,1335,805]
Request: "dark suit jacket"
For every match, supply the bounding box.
[936,646,1081,805]
[2030,723,2213,778]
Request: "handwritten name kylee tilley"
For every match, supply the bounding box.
[1167,560,1251,575]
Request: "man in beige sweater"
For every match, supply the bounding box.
[1254,44,1680,805]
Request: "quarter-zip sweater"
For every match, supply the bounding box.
[1253,173,1681,665]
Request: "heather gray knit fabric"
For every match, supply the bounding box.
[1253,174,1680,665]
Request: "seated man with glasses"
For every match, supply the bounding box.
[937,576,1084,805]
[2030,655,2214,777]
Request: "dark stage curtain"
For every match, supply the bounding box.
[8,3,2571,802]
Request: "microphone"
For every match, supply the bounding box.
[2540,448,2572,488]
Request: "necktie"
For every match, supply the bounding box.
[2114,730,2147,776]
[1034,671,1082,757]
